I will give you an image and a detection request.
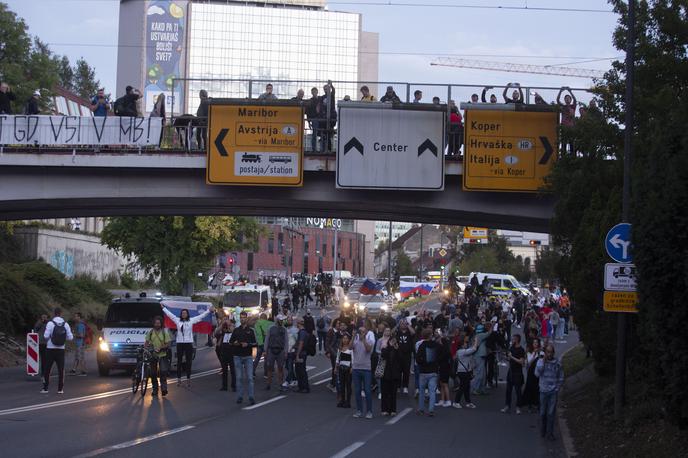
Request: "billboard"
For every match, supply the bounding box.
[144,1,188,114]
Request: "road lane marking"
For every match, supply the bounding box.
[330,441,366,458]
[310,368,332,378]
[0,368,219,417]
[306,365,316,371]
[73,425,195,457]
[385,407,413,425]
[313,378,332,386]
[242,395,287,411]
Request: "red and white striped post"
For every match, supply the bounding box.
[26,332,40,376]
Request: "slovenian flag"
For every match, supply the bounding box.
[360,279,384,295]
[161,301,214,334]
[399,281,437,298]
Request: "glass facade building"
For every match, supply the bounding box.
[185,2,363,114]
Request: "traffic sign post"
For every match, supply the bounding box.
[336,103,445,190]
[603,291,638,313]
[206,100,304,186]
[462,226,488,244]
[605,223,633,263]
[26,332,39,376]
[604,263,636,291]
[462,107,558,192]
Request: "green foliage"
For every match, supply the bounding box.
[0,265,49,335]
[101,216,262,294]
[0,3,100,113]
[70,276,113,305]
[394,250,414,276]
[458,235,531,282]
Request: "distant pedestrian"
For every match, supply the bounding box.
[380,335,402,416]
[415,328,439,416]
[352,325,375,418]
[68,312,87,376]
[25,90,40,115]
[264,314,289,392]
[253,313,272,378]
[162,305,211,387]
[521,338,542,412]
[215,317,236,392]
[535,343,565,441]
[454,333,478,409]
[145,316,171,397]
[0,82,16,114]
[230,311,257,405]
[294,318,311,393]
[41,308,73,394]
[316,309,331,354]
[501,334,526,414]
[336,332,353,408]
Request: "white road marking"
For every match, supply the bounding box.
[385,407,413,425]
[242,395,287,411]
[0,368,218,417]
[306,365,316,371]
[310,368,332,378]
[330,441,366,458]
[73,425,195,457]
[313,378,332,386]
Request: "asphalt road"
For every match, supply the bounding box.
[0,297,576,458]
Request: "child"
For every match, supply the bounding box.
[336,332,352,408]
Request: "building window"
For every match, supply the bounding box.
[247,252,254,272]
[278,232,284,254]
[268,234,274,254]
[349,239,352,257]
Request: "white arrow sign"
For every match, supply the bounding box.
[609,234,631,260]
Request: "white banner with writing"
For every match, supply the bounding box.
[0,115,163,146]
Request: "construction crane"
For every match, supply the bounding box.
[430,57,606,79]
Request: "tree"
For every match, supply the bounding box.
[535,247,563,286]
[101,216,262,294]
[394,250,414,276]
[57,55,74,91]
[73,58,100,100]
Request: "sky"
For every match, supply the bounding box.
[5,0,620,103]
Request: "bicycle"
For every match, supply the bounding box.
[132,346,154,397]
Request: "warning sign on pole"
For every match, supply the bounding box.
[26,332,39,376]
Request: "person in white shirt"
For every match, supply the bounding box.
[162,305,211,387]
[41,308,74,394]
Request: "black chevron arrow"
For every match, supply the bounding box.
[344,137,364,155]
[214,128,229,157]
[418,138,438,157]
[538,136,553,164]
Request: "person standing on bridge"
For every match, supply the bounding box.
[162,305,211,388]
[41,308,73,394]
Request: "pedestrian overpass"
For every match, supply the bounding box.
[0,150,553,231]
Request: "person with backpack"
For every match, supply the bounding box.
[264,314,289,392]
[162,305,211,388]
[114,85,140,117]
[41,308,73,394]
[145,316,172,397]
[294,318,315,393]
[316,309,331,354]
[69,312,87,376]
[253,313,272,378]
[415,328,440,416]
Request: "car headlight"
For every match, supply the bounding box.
[99,340,110,352]
[343,302,350,308]
[443,289,449,295]
[381,304,388,311]
[357,304,365,311]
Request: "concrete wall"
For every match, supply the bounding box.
[116,0,146,97]
[358,31,379,85]
[13,227,135,281]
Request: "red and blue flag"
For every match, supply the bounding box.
[359,279,384,295]
[399,281,437,298]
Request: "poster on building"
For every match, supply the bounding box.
[144,1,187,114]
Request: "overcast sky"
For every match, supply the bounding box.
[7,0,620,102]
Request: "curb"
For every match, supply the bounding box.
[557,343,588,458]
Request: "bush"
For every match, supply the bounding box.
[120,272,136,289]
[0,265,50,335]
[71,275,113,304]
[10,261,84,306]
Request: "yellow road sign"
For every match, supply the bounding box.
[463,109,558,192]
[207,102,304,186]
[603,291,638,313]
[438,248,448,257]
[463,226,488,239]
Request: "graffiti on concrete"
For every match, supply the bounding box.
[50,250,75,278]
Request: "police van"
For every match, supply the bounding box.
[222,284,271,320]
[96,295,206,376]
[468,272,532,297]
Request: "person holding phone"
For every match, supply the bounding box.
[522,338,542,412]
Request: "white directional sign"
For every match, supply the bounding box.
[604,263,637,291]
[336,103,445,190]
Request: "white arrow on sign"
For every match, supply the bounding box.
[609,234,631,260]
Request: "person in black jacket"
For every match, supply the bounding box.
[195,89,209,150]
[0,82,16,114]
[394,319,415,394]
[380,336,402,416]
[25,90,40,115]
[319,81,336,152]
[215,317,236,392]
[229,312,257,405]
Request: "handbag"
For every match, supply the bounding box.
[374,359,386,379]
[456,357,474,380]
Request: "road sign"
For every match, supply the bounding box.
[604,263,636,291]
[605,223,633,263]
[26,332,39,376]
[462,226,488,244]
[336,103,445,190]
[438,248,448,257]
[206,101,304,186]
[603,291,638,313]
[462,109,558,192]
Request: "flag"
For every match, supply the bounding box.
[161,301,214,334]
[359,279,384,295]
[399,281,437,298]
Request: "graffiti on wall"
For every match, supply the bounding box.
[50,250,75,278]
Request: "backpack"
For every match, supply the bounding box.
[113,96,126,116]
[316,317,325,330]
[50,320,68,346]
[415,341,436,366]
[269,326,287,354]
[306,332,317,356]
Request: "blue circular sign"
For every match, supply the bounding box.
[605,223,633,263]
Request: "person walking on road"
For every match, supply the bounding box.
[294,318,311,393]
[316,309,331,354]
[325,321,345,392]
[230,311,257,405]
[145,316,172,397]
[535,343,565,441]
[215,317,236,392]
[33,314,49,376]
[336,332,353,408]
[41,308,73,394]
[69,312,87,376]
[253,313,272,378]
[162,305,211,387]
[501,334,526,414]
[264,314,289,392]
[352,325,376,419]
[395,319,415,394]
[415,328,440,417]
[454,333,478,409]
[380,335,402,416]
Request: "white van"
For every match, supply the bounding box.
[222,284,271,319]
[468,272,531,297]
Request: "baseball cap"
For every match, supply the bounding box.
[276,314,287,321]
[33,90,40,97]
